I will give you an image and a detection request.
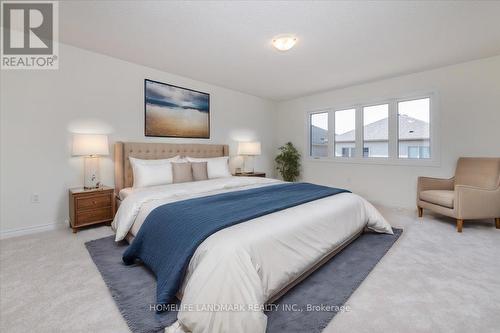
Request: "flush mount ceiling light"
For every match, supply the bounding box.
[272,35,297,51]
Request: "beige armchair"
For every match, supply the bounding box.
[417,157,500,232]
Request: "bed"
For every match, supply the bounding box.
[112,142,393,333]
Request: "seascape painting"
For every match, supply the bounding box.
[145,79,210,138]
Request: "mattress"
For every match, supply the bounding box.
[112,177,393,333]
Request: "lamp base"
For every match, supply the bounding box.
[84,156,101,189]
[242,155,255,174]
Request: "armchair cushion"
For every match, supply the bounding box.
[420,190,454,208]
[455,157,500,189]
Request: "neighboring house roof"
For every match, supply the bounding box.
[336,116,429,142]
[311,116,429,144]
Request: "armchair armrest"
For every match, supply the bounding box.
[417,176,455,194]
[455,184,500,219]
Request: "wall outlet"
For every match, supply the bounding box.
[31,193,40,203]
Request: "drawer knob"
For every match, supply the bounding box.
[93,200,97,204]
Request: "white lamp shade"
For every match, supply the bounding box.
[72,134,109,156]
[238,142,261,156]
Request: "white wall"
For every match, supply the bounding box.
[2,45,499,235]
[275,56,500,208]
[0,43,276,234]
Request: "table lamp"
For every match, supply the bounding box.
[238,141,261,173]
[72,134,109,189]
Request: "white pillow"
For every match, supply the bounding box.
[186,156,231,179]
[129,156,180,188]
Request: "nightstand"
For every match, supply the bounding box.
[234,172,266,178]
[69,186,115,233]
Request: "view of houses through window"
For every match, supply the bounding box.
[398,98,430,159]
[363,104,389,157]
[309,96,431,161]
[310,112,328,157]
[335,109,356,157]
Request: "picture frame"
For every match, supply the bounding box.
[144,79,210,138]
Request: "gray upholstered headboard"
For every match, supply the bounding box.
[114,142,229,193]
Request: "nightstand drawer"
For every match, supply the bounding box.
[76,194,112,210]
[76,207,113,226]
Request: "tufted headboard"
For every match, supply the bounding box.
[114,142,229,193]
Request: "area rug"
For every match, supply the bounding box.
[86,228,402,333]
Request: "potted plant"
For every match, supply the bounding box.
[275,142,301,182]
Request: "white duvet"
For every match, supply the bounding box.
[112,177,393,333]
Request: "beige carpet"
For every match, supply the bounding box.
[1,207,499,333]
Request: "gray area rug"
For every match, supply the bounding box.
[86,228,402,333]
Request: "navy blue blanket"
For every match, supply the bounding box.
[122,182,349,306]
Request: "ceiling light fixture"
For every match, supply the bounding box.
[272,35,297,51]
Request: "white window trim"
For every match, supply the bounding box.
[305,91,440,167]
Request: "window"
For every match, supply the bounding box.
[408,146,430,159]
[341,147,356,157]
[310,112,328,157]
[398,98,430,159]
[363,104,388,158]
[335,109,356,157]
[307,93,435,164]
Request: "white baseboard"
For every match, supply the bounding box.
[0,221,68,240]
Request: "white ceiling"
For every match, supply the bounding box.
[60,1,500,101]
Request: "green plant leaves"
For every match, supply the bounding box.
[275,142,301,182]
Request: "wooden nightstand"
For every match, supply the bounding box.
[234,172,266,178]
[69,186,115,233]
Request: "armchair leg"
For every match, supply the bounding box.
[456,219,463,233]
[418,207,423,218]
[495,218,500,229]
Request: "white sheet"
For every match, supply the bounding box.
[112,177,393,333]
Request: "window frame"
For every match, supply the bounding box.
[362,102,390,159]
[334,107,357,159]
[396,96,432,160]
[305,91,440,167]
[309,110,331,159]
